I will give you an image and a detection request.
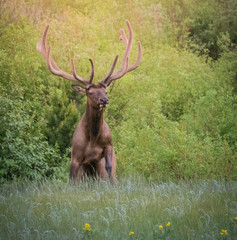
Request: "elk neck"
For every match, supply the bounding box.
[85,101,104,140]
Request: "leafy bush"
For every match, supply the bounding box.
[42,87,80,153]
[187,0,237,59]
[0,96,65,183]
[0,0,236,181]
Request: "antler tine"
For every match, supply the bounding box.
[36,24,49,60]
[120,21,133,61]
[88,59,95,84]
[127,41,142,72]
[37,25,61,73]
[101,20,132,85]
[37,25,93,85]
[100,20,142,86]
[119,28,142,72]
[101,55,119,83]
[71,58,93,85]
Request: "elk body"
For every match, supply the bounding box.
[37,20,142,183]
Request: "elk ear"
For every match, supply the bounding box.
[72,85,86,94]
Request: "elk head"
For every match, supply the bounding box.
[36,20,142,109]
[72,83,109,111]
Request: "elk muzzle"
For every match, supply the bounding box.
[100,97,109,107]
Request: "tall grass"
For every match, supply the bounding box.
[0,178,236,239]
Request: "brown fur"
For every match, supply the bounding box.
[70,84,116,183]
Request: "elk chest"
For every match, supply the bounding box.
[83,142,105,164]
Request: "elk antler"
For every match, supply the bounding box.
[100,20,142,87]
[36,25,94,86]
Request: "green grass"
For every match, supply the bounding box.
[0,178,236,239]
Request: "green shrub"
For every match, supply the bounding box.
[0,96,64,183]
[187,0,237,59]
[0,0,236,181]
[42,87,80,153]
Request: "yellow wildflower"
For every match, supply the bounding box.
[129,231,134,235]
[234,217,237,220]
[84,223,91,231]
[220,229,228,235]
[159,225,163,230]
[166,222,171,227]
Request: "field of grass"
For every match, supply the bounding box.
[0,178,237,240]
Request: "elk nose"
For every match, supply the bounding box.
[100,97,109,105]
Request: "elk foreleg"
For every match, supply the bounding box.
[104,146,114,184]
[69,159,84,184]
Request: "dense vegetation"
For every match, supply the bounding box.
[0,0,237,182]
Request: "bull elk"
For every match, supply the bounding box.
[36,20,142,184]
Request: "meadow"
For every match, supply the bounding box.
[0,178,237,240]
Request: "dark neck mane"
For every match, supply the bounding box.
[85,103,104,140]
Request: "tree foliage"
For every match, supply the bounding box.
[0,0,236,182]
